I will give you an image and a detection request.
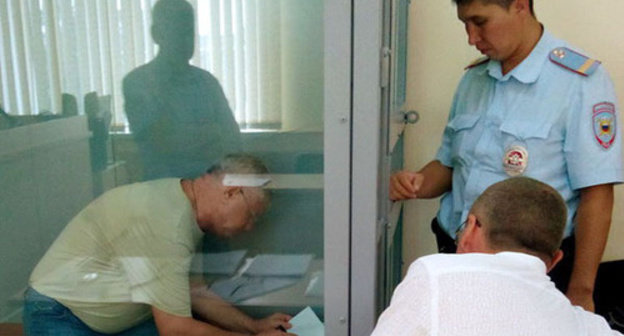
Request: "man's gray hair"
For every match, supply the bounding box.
[207,153,271,202]
[471,177,566,259]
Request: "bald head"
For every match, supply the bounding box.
[471,177,566,260]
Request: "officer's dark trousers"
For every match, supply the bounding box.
[431,217,575,293]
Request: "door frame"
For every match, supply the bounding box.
[324,0,353,335]
[351,0,386,334]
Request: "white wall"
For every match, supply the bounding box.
[403,0,624,267]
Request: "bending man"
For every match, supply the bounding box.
[23,154,294,336]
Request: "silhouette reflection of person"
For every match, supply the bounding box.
[123,0,242,181]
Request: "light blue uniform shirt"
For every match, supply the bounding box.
[435,30,623,238]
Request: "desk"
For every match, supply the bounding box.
[201,259,324,318]
[238,259,323,315]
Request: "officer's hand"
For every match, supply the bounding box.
[390,170,424,201]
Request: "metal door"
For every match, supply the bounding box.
[350,0,413,334]
[379,0,413,313]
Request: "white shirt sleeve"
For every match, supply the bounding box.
[575,306,624,336]
[371,260,432,336]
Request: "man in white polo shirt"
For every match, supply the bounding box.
[373,177,623,336]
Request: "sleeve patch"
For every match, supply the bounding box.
[549,47,601,76]
[593,102,616,149]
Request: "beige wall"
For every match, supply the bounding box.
[403,0,624,267]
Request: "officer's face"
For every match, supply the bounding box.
[457,0,524,62]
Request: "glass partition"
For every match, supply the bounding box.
[0,0,324,332]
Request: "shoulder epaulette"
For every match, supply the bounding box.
[464,56,489,70]
[549,47,601,76]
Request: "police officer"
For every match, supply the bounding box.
[391,0,622,312]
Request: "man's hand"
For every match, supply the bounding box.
[256,331,297,336]
[252,313,292,333]
[390,170,424,201]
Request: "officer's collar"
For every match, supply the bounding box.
[482,29,557,84]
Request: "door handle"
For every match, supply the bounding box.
[402,110,420,124]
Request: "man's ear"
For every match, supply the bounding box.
[457,213,482,253]
[546,249,564,273]
[513,0,530,15]
[224,186,241,199]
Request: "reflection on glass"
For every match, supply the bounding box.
[23,154,289,335]
[123,0,241,181]
[0,0,324,332]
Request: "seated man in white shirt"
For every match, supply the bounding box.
[372,177,623,336]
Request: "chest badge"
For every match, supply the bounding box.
[503,146,529,176]
[593,102,616,150]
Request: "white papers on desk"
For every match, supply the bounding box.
[288,306,324,336]
[191,250,247,275]
[242,254,314,277]
[210,276,299,302]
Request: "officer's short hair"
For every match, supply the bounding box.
[471,177,566,260]
[451,0,535,17]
